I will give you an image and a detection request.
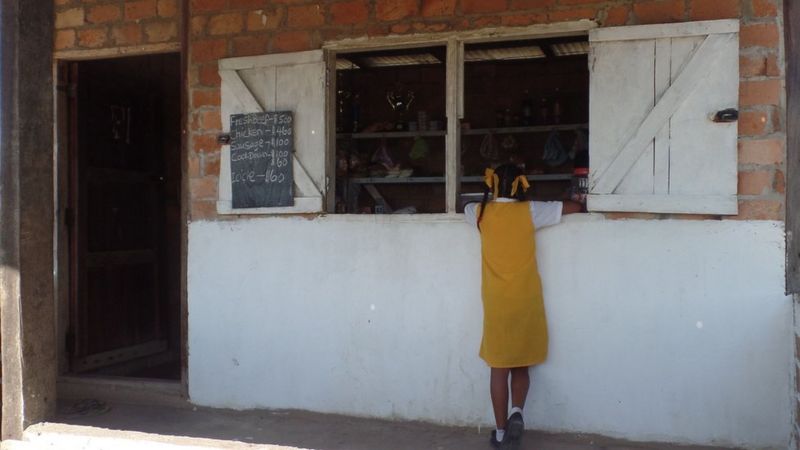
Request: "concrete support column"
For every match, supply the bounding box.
[0,0,57,441]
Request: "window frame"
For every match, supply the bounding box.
[323,21,598,215]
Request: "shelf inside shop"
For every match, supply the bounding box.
[337,130,446,139]
[461,123,588,136]
[348,174,572,184]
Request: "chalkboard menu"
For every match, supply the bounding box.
[229,111,294,208]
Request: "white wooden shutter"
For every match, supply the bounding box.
[217,50,326,214]
[587,20,739,215]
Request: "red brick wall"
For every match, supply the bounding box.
[54,0,180,51]
[60,0,783,222]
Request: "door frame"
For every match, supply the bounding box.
[53,45,188,396]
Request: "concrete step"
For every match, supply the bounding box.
[14,423,307,450]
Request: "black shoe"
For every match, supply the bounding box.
[489,430,506,448]
[507,412,524,441]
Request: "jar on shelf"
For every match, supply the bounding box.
[570,167,589,203]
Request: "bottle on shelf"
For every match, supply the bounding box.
[552,88,562,125]
[538,98,549,125]
[521,90,533,126]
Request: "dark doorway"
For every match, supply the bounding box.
[65,54,181,380]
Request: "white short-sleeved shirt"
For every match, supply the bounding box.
[463,198,563,229]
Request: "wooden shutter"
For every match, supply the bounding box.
[217,50,326,214]
[587,20,739,215]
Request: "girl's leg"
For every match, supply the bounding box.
[490,367,511,429]
[509,366,530,409]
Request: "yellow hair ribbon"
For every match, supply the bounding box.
[484,168,499,198]
[510,175,530,196]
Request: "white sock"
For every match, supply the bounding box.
[495,429,505,442]
[509,406,523,418]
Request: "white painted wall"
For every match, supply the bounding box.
[188,215,792,449]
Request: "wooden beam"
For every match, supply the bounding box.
[590,19,738,42]
[786,1,800,293]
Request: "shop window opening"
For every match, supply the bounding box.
[331,36,589,214]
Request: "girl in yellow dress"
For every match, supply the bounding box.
[464,163,582,448]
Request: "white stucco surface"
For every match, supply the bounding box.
[188,215,791,449]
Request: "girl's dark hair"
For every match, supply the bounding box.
[476,163,527,231]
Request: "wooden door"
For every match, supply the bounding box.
[68,54,180,373]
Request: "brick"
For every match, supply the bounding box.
[232,35,270,56]
[390,23,411,33]
[78,27,108,48]
[473,15,502,27]
[87,4,121,24]
[411,21,450,32]
[288,5,325,27]
[158,0,178,18]
[632,0,684,24]
[741,23,779,49]
[549,7,597,22]
[55,29,76,50]
[192,39,227,63]
[331,1,369,25]
[668,214,721,221]
[191,16,208,36]
[559,0,605,4]
[247,9,284,31]
[775,169,785,194]
[188,155,201,179]
[368,24,390,36]
[752,0,778,17]
[191,200,217,221]
[738,170,773,195]
[502,13,547,26]
[740,54,769,77]
[690,0,739,20]
[739,110,768,136]
[463,0,507,14]
[208,13,244,35]
[125,0,157,20]
[272,30,312,52]
[195,110,221,131]
[735,199,782,220]
[230,0,269,8]
[112,23,143,45]
[191,176,218,199]
[422,0,456,16]
[203,154,221,177]
[740,79,781,106]
[738,139,784,165]
[376,0,419,21]
[192,0,226,12]
[766,53,781,77]
[604,5,630,26]
[145,21,178,43]
[198,63,221,86]
[56,8,84,29]
[769,105,782,132]
[193,133,221,153]
[510,0,555,8]
[604,212,660,220]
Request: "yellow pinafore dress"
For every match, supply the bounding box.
[478,201,548,368]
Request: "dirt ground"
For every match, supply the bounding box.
[52,400,741,450]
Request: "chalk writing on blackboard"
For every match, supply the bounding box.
[229,111,294,208]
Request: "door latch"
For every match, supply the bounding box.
[712,108,738,123]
